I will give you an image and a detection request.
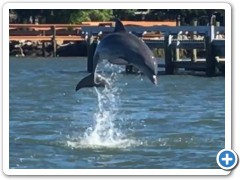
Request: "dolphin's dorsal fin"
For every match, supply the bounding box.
[114,19,126,32]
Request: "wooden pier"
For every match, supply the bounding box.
[9,20,225,76]
[84,24,225,76]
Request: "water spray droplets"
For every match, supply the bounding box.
[70,61,136,149]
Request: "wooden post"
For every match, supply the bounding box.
[175,15,181,61]
[210,15,216,41]
[175,44,180,61]
[42,41,46,57]
[205,35,216,76]
[87,35,97,73]
[42,30,46,57]
[172,49,177,62]
[191,20,197,62]
[51,25,57,57]
[172,38,178,64]
[91,41,98,71]
[164,34,173,74]
[210,25,215,41]
[42,30,45,36]
[176,15,181,26]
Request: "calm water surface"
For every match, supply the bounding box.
[9,57,225,169]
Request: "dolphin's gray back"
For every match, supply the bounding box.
[75,19,158,91]
[95,32,154,68]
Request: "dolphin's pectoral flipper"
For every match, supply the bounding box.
[75,73,95,91]
[75,73,110,91]
[109,58,129,65]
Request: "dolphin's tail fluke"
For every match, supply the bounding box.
[75,73,110,91]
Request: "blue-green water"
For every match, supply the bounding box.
[9,57,225,169]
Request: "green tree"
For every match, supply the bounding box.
[69,10,113,23]
[11,9,225,25]
[113,10,138,20]
[13,9,43,23]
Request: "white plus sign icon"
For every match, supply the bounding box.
[217,149,238,170]
[222,153,233,165]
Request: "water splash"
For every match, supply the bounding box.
[80,86,132,147]
[68,61,136,149]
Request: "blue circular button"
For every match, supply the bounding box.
[216,149,238,170]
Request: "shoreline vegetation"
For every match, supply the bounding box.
[10,9,224,25]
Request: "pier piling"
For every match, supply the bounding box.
[205,35,216,76]
[42,42,46,57]
[191,20,198,62]
[87,35,97,73]
[164,34,174,74]
[51,25,57,57]
[175,15,181,62]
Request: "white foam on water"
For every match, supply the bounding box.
[68,61,137,149]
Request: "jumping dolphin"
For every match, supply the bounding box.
[75,19,158,91]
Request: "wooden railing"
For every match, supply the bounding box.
[9,21,176,42]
